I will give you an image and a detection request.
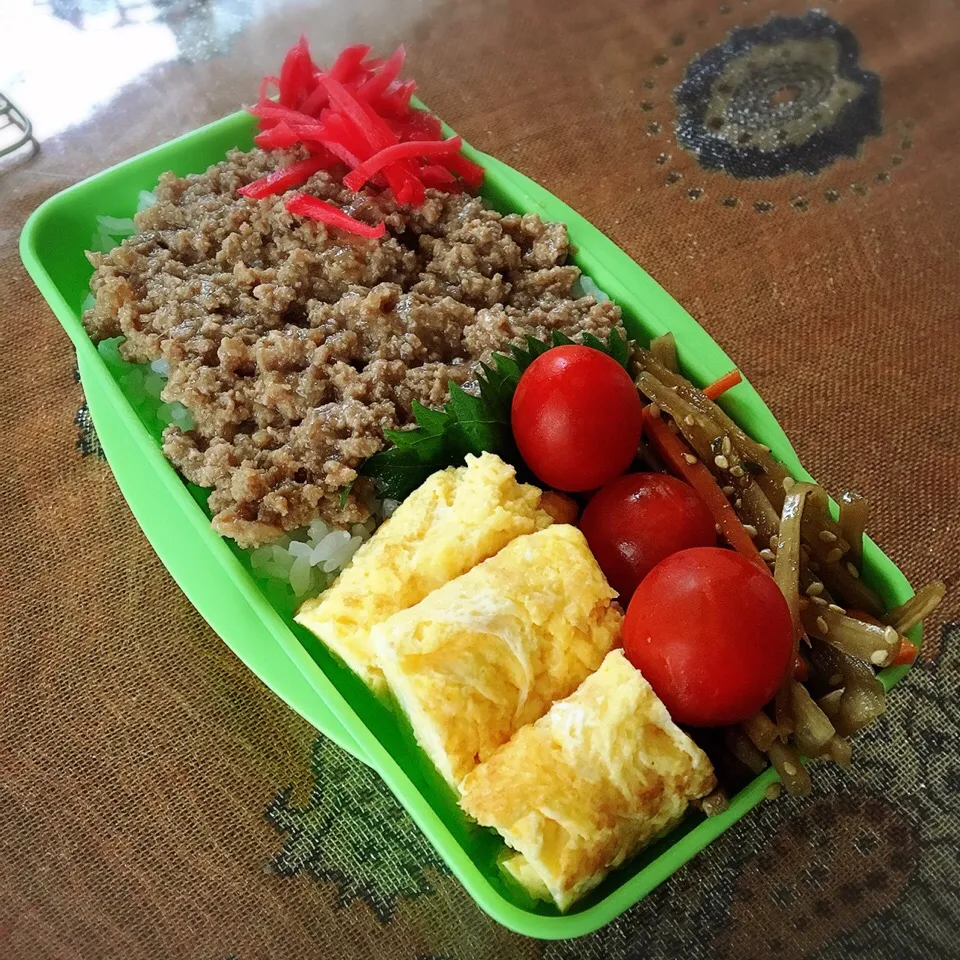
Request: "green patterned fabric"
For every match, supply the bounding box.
[267,738,450,922]
[253,630,958,959]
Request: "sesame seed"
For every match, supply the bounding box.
[721,436,732,455]
[826,547,844,564]
[715,523,722,534]
[734,499,743,509]
[684,414,695,425]
[884,626,900,646]
[870,650,887,665]
[783,477,796,491]
[812,595,828,606]
[722,485,735,496]
[743,524,758,537]
[818,530,838,543]
[714,454,730,470]
[783,762,797,776]
[764,782,782,800]
[828,603,845,613]
[846,562,860,579]
[648,403,661,418]
[805,582,824,597]
[683,453,697,464]
[760,548,776,561]
[730,465,745,478]
[828,673,843,686]
[769,535,779,550]
[816,616,829,634]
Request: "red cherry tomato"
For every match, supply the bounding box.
[623,547,793,727]
[580,473,716,601]
[511,346,643,492]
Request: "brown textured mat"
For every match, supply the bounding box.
[1,0,957,957]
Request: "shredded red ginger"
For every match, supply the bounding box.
[241,38,485,237]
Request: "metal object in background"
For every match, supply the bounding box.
[0,92,37,160]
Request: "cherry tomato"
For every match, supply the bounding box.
[511,346,643,492]
[579,473,716,601]
[538,490,580,525]
[623,547,792,727]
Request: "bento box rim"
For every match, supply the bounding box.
[19,103,919,940]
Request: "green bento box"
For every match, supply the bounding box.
[20,105,920,940]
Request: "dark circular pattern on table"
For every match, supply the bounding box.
[674,11,882,179]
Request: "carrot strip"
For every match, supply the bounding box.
[238,156,332,199]
[297,81,330,118]
[848,607,917,665]
[377,80,418,118]
[704,368,742,401]
[258,75,280,103]
[419,163,457,187]
[286,193,386,238]
[278,36,316,108]
[444,151,485,189]
[357,45,406,104]
[395,111,443,142]
[892,636,919,665]
[329,44,372,83]
[643,407,767,569]
[319,73,396,151]
[248,101,318,127]
[254,121,301,150]
[343,137,463,191]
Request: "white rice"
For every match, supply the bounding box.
[97,214,137,233]
[573,272,610,303]
[104,350,195,431]
[91,214,137,254]
[137,190,158,212]
[143,371,166,396]
[248,512,381,597]
[90,190,155,254]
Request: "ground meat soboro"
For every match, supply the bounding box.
[83,148,625,547]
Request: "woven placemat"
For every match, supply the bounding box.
[1,0,957,956]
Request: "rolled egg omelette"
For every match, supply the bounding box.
[295,451,553,691]
[295,453,716,911]
[459,649,716,910]
[372,523,623,789]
